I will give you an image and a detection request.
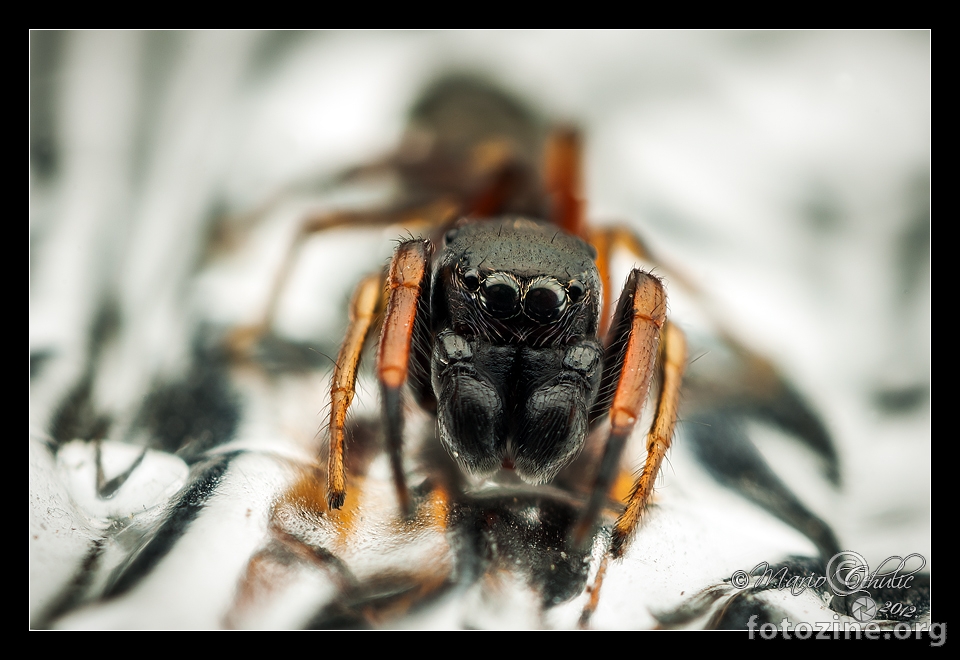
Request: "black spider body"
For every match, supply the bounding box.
[419,217,605,485]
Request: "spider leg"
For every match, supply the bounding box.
[588,224,838,483]
[577,293,687,630]
[377,239,433,517]
[586,226,654,338]
[572,270,669,547]
[227,143,539,359]
[543,126,586,240]
[610,319,687,558]
[226,202,454,356]
[327,272,384,509]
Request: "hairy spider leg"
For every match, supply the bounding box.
[375,239,433,517]
[587,222,837,489]
[575,286,686,630]
[611,319,687,557]
[572,270,673,547]
[585,224,800,421]
[327,272,384,509]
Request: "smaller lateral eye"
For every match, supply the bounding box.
[567,280,585,304]
[460,268,480,291]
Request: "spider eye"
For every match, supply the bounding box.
[524,278,568,323]
[460,268,480,291]
[479,273,520,319]
[567,280,585,304]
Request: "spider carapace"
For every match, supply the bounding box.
[318,86,688,562]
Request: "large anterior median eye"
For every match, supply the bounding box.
[524,277,568,323]
[479,273,521,319]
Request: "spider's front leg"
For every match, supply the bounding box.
[326,239,432,513]
[376,239,433,516]
[573,270,687,552]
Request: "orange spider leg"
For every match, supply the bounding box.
[610,319,687,558]
[327,272,384,509]
[226,202,454,356]
[578,307,687,630]
[585,223,761,359]
[572,270,668,546]
[376,239,433,517]
[585,224,822,480]
[586,226,654,338]
[272,204,448,322]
